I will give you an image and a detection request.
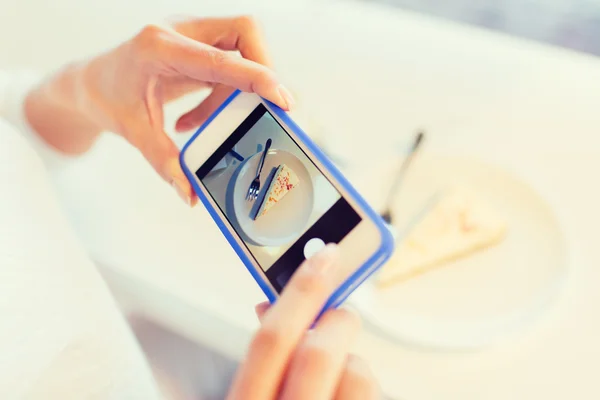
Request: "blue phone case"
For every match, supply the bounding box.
[180,90,394,315]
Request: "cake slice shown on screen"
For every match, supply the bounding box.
[376,187,508,287]
[255,164,300,219]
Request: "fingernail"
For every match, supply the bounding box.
[176,117,194,133]
[172,180,191,206]
[306,243,339,276]
[254,302,270,322]
[277,85,295,111]
[176,121,190,133]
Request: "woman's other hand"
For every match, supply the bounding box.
[228,244,381,400]
[26,16,294,205]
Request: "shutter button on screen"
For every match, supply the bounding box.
[303,238,326,259]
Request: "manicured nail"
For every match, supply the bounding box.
[306,243,339,276]
[172,180,191,206]
[176,117,194,133]
[254,302,270,322]
[277,85,295,111]
[176,121,190,133]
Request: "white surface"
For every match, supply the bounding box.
[3,0,600,399]
[352,155,568,350]
[0,122,161,398]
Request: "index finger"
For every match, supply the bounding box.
[172,16,272,66]
[134,24,292,110]
[227,244,341,400]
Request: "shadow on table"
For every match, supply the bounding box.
[128,315,237,400]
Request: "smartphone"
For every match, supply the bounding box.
[180,90,393,311]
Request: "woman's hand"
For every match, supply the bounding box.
[228,244,381,400]
[25,16,294,205]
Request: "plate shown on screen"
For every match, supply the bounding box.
[348,155,569,350]
[229,149,314,247]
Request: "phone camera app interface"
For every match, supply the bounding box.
[196,104,361,291]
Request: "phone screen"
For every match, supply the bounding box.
[196,104,361,292]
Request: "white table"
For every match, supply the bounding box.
[4,0,600,398]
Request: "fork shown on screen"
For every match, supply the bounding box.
[246,138,272,201]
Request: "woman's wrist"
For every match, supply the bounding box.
[24,62,103,155]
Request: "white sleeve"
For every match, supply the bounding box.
[0,72,165,398]
[0,69,74,171]
[0,119,164,399]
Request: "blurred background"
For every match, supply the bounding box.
[363,0,600,55]
[3,0,600,67]
[1,1,599,399]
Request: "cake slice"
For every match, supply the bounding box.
[255,164,300,219]
[377,187,507,287]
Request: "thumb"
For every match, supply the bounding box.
[142,131,196,206]
[138,75,196,206]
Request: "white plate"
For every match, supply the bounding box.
[229,149,314,247]
[349,155,568,350]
